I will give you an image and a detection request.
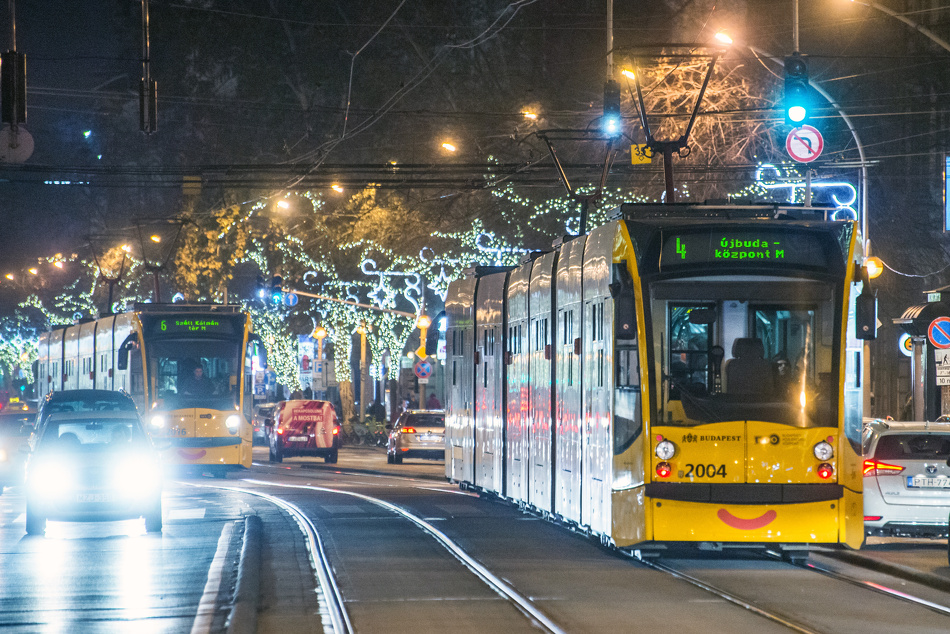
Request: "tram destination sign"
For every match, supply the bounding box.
[660,229,829,268]
[142,314,240,337]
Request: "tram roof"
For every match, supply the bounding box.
[132,303,244,314]
[610,202,840,222]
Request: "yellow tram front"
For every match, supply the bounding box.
[623,210,865,550]
[137,307,256,476]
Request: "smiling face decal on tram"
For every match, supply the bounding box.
[716,509,777,530]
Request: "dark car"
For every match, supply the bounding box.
[37,390,138,431]
[387,410,445,464]
[24,410,163,535]
[0,404,36,492]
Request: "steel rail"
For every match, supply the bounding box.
[629,553,824,634]
[769,551,950,619]
[243,478,566,634]
[189,482,353,634]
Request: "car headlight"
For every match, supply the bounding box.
[225,415,241,432]
[150,414,166,428]
[655,440,676,460]
[29,460,72,497]
[114,455,163,495]
[813,441,834,461]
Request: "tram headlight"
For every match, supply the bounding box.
[817,463,834,479]
[150,414,166,428]
[655,440,676,460]
[656,462,672,478]
[225,415,241,433]
[813,441,834,461]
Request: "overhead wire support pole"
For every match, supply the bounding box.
[851,0,950,56]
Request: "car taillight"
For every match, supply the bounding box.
[863,459,904,476]
[402,427,416,434]
[332,426,339,435]
[656,462,672,478]
[277,428,284,435]
[816,463,834,479]
[864,516,883,521]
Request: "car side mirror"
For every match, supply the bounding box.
[19,443,31,454]
[385,424,392,430]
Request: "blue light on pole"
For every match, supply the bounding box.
[602,79,622,138]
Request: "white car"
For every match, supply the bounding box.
[863,419,950,538]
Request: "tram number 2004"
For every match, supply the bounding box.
[683,463,727,478]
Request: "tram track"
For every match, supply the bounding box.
[241,478,567,634]
[190,482,353,634]
[765,549,950,619]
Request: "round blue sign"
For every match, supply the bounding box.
[928,317,950,349]
[413,359,432,379]
[283,292,298,307]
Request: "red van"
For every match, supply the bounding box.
[266,400,340,463]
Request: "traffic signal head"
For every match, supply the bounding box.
[269,276,283,305]
[784,53,810,125]
[602,79,622,137]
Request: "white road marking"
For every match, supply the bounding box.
[168,508,207,520]
[190,521,235,634]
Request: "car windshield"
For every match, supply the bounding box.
[874,434,950,460]
[42,394,135,421]
[41,418,147,451]
[405,414,444,428]
[257,406,275,418]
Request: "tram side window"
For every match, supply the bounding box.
[615,342,641,454]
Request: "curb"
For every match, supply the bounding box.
[227,514,263,634]
[824,549,950,592]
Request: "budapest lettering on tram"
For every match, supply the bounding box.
[445,202,872,557]
[36,304,264,477]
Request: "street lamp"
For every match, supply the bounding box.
[313,326,328,396]
[415,314,431,359]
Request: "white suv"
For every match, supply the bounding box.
[863,419,950,538]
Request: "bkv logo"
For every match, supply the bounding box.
[755,434,781,445]
[683,433,698,443]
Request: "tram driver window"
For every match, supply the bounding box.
[668,305,714,397]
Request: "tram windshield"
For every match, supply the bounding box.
[146,339,242,410]
[650,275,839,428]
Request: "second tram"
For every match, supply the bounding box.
[445,203,870,554]
[36,303,263,476]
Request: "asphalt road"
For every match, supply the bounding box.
[2,446,950,633]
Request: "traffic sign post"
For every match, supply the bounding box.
[413,359,432,379]
[413,359,433,409]
[786,125,823,163]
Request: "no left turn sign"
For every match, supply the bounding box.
[786,125,823,163]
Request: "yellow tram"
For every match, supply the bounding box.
[445,203,869,554]
[37,304,263,477]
